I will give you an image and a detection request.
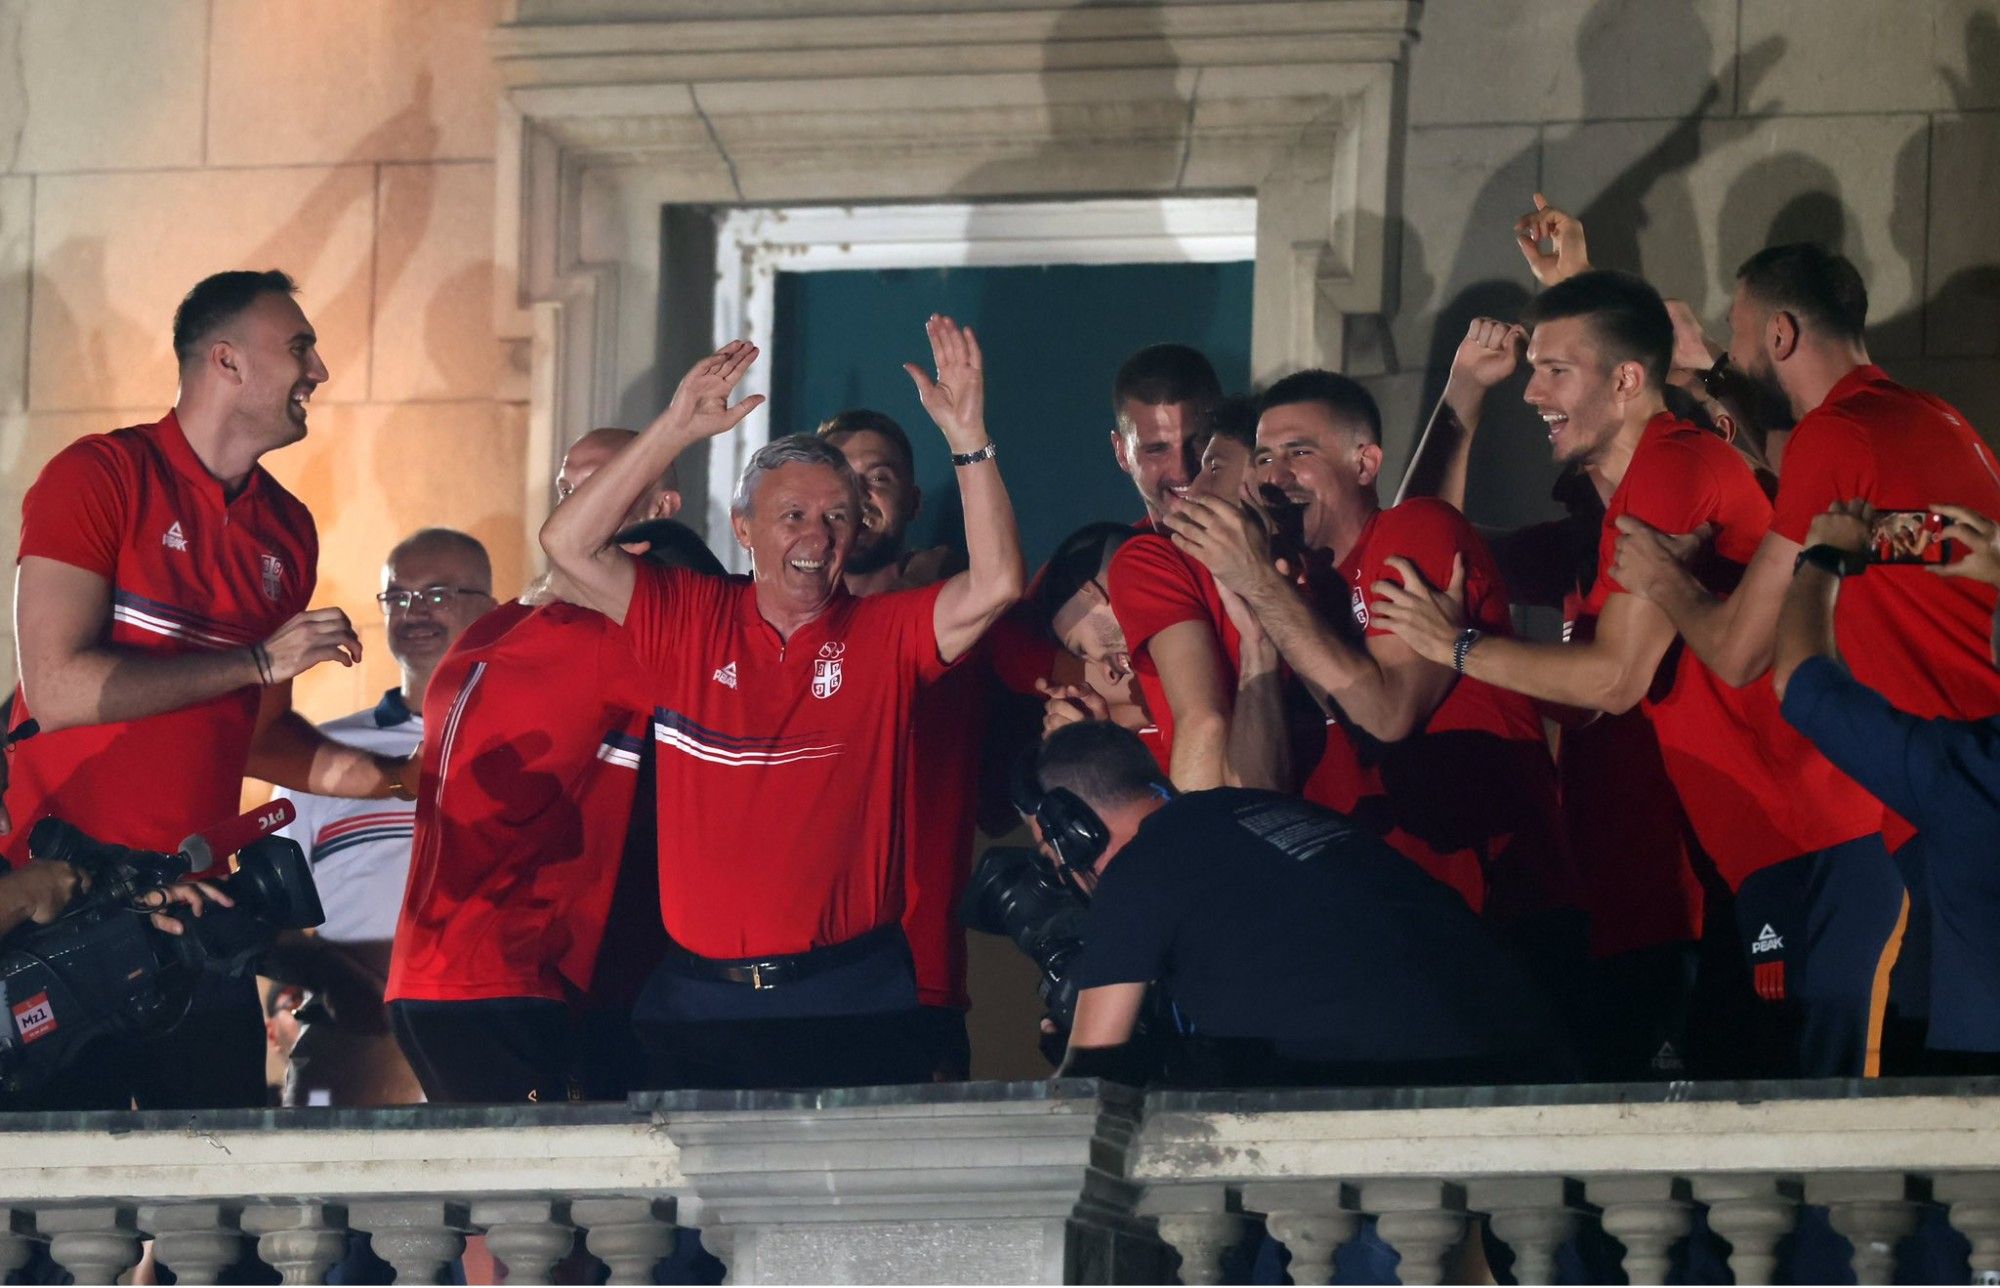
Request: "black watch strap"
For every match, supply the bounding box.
[1795,544,1868,578]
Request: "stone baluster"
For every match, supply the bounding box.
[1692,1174,1799,1285]
[35,1205,146,1285]
[1241,1182,1360,1286]
[1360,1180,1467,1287]
[575,1197,679,1287]
[140,1202,245,1285]
[348,1200,469,1287]
[1,1209,42,1282]
[1468,1177,1583,1286]
[242,1204,351,1286]
[1587,1176,1691,1286]
[1139,1184,1245,1286]
[1807,1173,1923,1286]
[1936,1173,2000,1284]
[472,1198,577,1284]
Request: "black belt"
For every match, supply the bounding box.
[658,924,903,991]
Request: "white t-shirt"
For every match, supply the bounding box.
[273,691,421,944]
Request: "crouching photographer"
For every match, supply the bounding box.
[0,802,324,1106]
[994,721,1575,1087]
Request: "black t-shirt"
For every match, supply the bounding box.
[1071,788,1565,1069]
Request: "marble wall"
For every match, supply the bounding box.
[0,0,523,721]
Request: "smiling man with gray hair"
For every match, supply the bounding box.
[539,316,1024,1089]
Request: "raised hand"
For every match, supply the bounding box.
[1514,193,1591,287]
[258,607,362,682]
[661,340,764,441]
[1930,503,2000,587]
[1664,299,1724,374]
[903,315,987,452]
[1446,317,1527,397]
[1368,555,1465,667]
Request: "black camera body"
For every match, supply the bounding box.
[960,844,1093,1035]
[0,821,324,1094]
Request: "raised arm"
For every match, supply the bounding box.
[13,556,360,735]
[905,316,1025,663]
[1371,560,1677,715]
[1394,318,1527,509]
[538,341,763,624]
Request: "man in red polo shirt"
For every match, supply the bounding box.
[2,269,413,1110]
[1610,245,2000,1061]
[541,318,1023,1090]
[1166,373,1575,941]
[1373,270,1894,1078]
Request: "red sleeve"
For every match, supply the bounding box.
[1106,535,1213,652]
[18,437,128,577]
[1598,441,1722,599]
[1771,413,1874,544]
[619,564,714,674]
[1359,500,1511,638]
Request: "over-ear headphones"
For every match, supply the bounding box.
[1009,752,1111,881]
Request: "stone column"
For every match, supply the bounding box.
[1241,1182,1360,1287]
[140,1202,245,1285]
[1467,1177,1583,1286]
[242,1204,350,1287]
[348,1200,469,1287]
[472,1198,576,1285]
[1587,1176,1691,1286]
[35,1206,146,1285]
[574,1197,678,1287]
[1935,1173,2000,1284]
[1808,1173,1922,1286]
[0,1209,42,1282]
[1139,1185,1245,1287]
[1360,1180,1467,1288]
[1692,1174,1799,1285]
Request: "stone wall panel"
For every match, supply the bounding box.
[206,0,500,167]
[1926,113,2000,357]
[1740,0,2000,117]
[369,161,502,403]
[0,0,207,175]
[0,176,30,414]
[28,166,377,412]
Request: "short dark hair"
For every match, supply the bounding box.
[172,269,299,365]
[1034,522,1136,629]
[1203,393,1259,452]
[1735,243,1869,343]
[620,518,727,576]
[817,408,916,479]
[1037,721,1171,809]
[1522,269,1674,389]
[1113,343,1222,413]
[1256,370,1383,445]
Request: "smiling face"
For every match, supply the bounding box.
[381,542,493,678]
[1252,401,1379,554]
[827,428,920,575]
[1522,315,1632,468]
[1190,434,1252,504]
[1112,399,1201,520]
[730,460,859,614]
[228,291,328,450]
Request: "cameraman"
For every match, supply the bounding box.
[1775,501,2000,1067]
[1033,722,1572,1086]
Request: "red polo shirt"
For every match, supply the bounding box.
[4,412,316,874]
[1299,499,1572,917]
[904,643,987,1009]
[385,600,651,1003]
[621,566,950,959]
[1105,534,1242,772]
[1771,364,2000,847]
[1586,413,1881,888]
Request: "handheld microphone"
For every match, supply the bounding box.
[177,799,297,876]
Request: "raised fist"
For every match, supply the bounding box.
[1447,317,1527,394]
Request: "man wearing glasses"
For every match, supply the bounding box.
[266,529,495,1105]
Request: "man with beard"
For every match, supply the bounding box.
[1609,244,2000,1064]
[1,270,413,1110]
[540,318,1023,1089]
[1111,343,1222,528]
[1372,270,1894,1078]
[819,408,978,1078]
[268,529,495,1105]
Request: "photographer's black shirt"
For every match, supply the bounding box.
[1072,788,1566,1072]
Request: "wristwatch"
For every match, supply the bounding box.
[1794,544,1868,578]
[950,441,999,467]
[1453,627,1484,674]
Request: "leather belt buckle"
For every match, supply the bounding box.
[750,962,773,990]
